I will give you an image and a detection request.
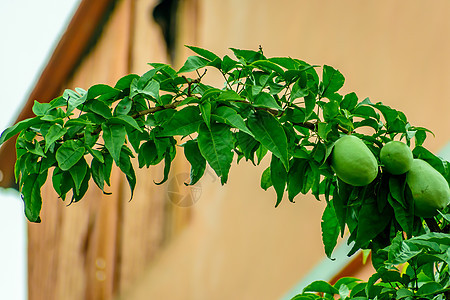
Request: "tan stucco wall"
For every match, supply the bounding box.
[120,1,450,299]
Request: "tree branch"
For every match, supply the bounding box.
[131,100,182,118]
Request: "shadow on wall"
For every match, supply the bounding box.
[152,0,180,61]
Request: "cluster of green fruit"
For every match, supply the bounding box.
[331,135,450,217]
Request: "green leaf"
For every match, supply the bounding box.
[323,101,339,121]
[389,176,407,209]
[129,67,164,100]
[408,232,450,247]
[148,63,177,79]
[372,103,399,124]
[321,201,340,259]
[56,140,85,171]
[304,93,316,117]
[21,171,47,222]
[247,110,289,170]
[65,118,95,127]
[356,198,392,249]
[284,66,317,83]
[388,193,413,237]
[270,155,287,207]
[322,65,345,97]
[251,60,284,74]
[114,97,132,115]
[235,131,259,162]
[268,57,300,70]
[354,119,379,131]
[290,294,315,299]
[27,141,45,157]
[154,148,174,185]
[91,158,105,192]
[49,96,67,109]
[414,129,429,146]
[365,272,384,299]
[40,114,64,124]
[200,87,221,101]
[178,56,210,73]
[160,94,174,105]
[284,107,306,124]
[212,106,252,136]
[86,84,120,101]
[412,146,447,176]
[88,148,104,164]
[256,144,268,164]
[349,282,367,298]
[44,124,67,152]
[52,167,72,200]
[114,74,140,90]
[301,162,315,194]
[303,280,339,295]
[197,123,234,184]
[87,99,112,119]
[386,233,420,265]
[287,158,307,201]
[142,79,160,101]
[139,67,161,86]
[254,92,282,110]
[221,55,239,73]
[69,158,88,194]
[118,146,136,200]
[0,117,43,145]
[32,101,51,116]
[291,80,309,100]
[157,106,203,137]
[183,140,206,185]
[353,105,379,120]
[102,123,126,165]
[103,153,113,186]
[109,115,143,132]
[71,167,91,203]
[333,277,361,291]
[185,45,220,62]
[65,89,87,113]
[341,92,358,111]
[260,166,272,190]
[217,90,244,102]
[230,48,265,64]
[154,109,176,125]
[138,140,158,168]
[126,126,146,153]
[416,282,444,297]
[395,288,414,299]
[199,101,211,127]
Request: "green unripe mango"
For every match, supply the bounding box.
[406,159,450,218]
[331,135,378,186]
[380,141,413,175]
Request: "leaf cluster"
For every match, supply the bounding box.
[292,233,450,299]
[1,45,449,298]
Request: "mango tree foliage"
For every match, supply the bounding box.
[1,46,449,299]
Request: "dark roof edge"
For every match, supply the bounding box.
[0,0,116,188]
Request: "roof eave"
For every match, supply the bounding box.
[0,0,115,188]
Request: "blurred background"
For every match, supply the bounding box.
[0,1,81,299]
[0,1,449,299]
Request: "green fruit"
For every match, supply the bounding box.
[331,135,378,186]
[380,141,413,175]
[406,159,450,218]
